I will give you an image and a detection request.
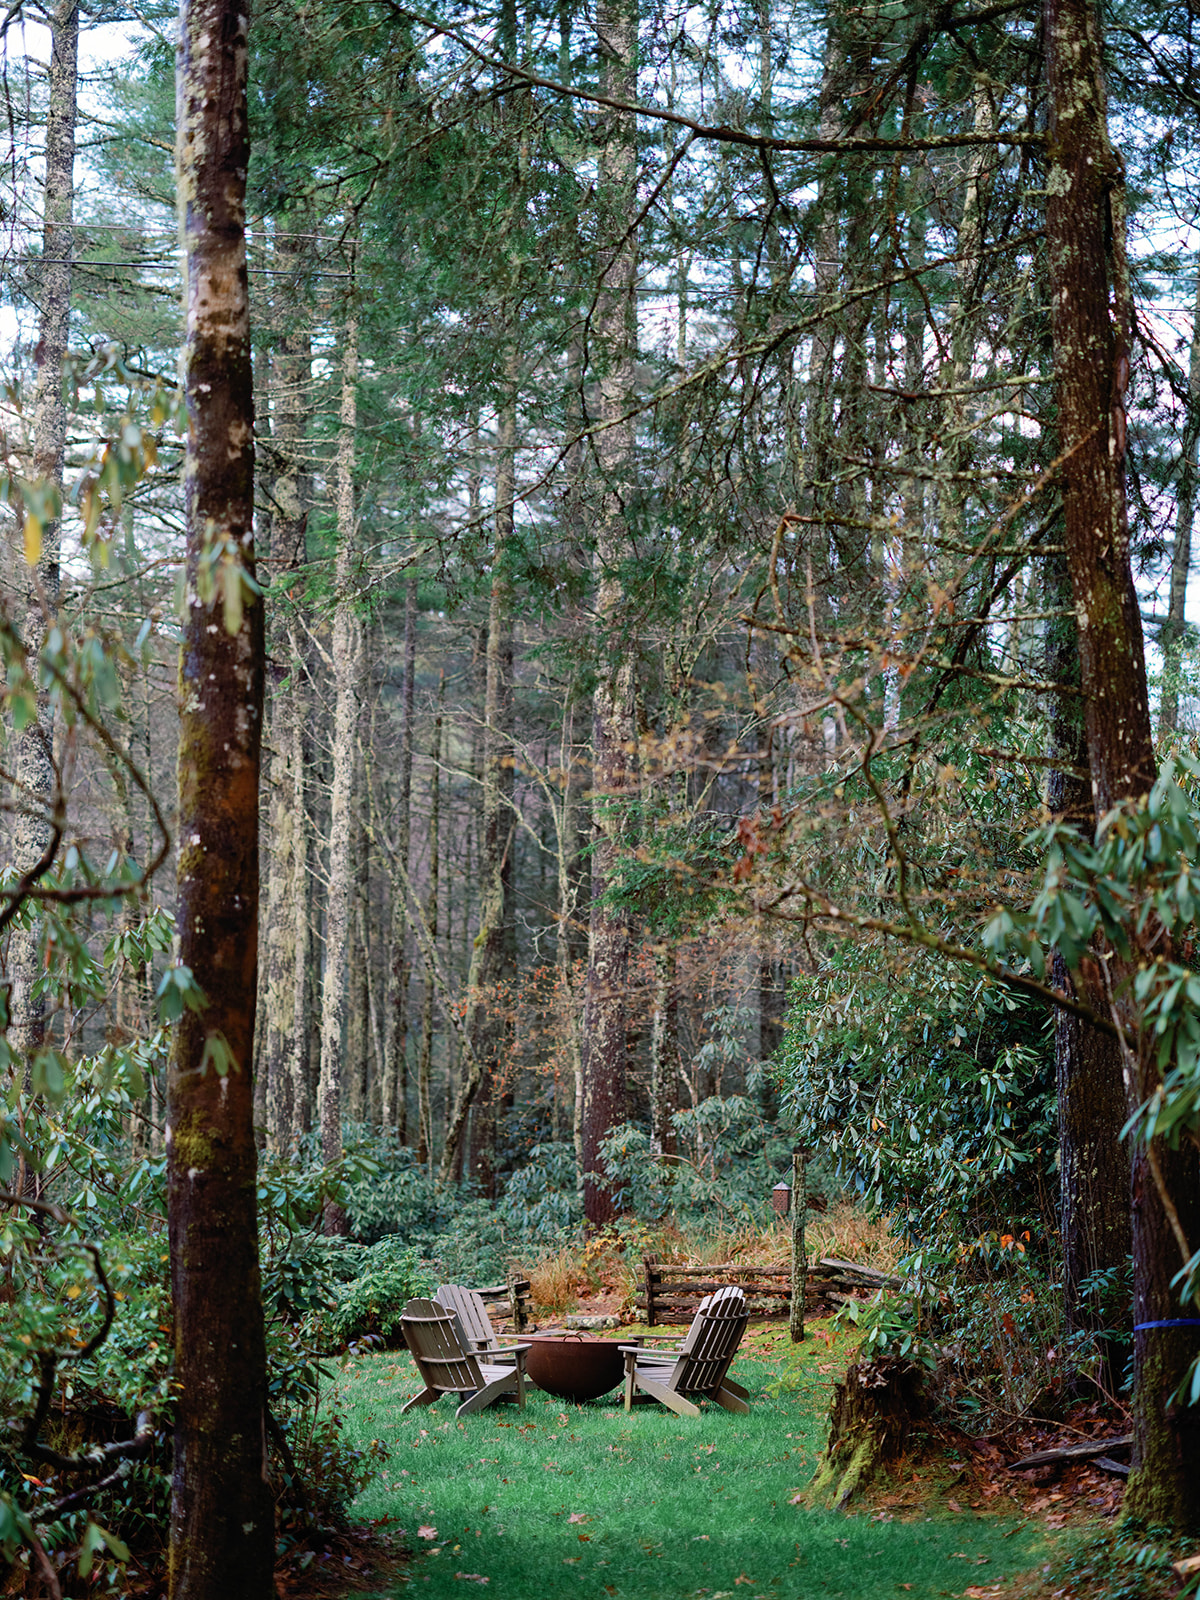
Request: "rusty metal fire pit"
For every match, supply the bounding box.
[524,1334,625,1402]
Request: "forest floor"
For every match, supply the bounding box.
[325,1316,1136,1600]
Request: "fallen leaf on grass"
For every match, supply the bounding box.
[734,1576,755,1586]
[578,1534,591,1542]
[568,1513,590,1524]
[453,1573,489,1584]
[947,1498,963,1512]
[1175,1555,1200,1578]
[418,1526,438,1540]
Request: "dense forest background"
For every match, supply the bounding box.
[4,0,1200,1589]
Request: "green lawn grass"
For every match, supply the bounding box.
[335,1322,1044,1599]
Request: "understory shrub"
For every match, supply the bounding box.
[321,1241,433,1348]
[599,1092,796,1230]
[782,949,1056,1252]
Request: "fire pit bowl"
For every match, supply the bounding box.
[524,1334,625,1402]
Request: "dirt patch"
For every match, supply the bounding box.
[847,1397,1128,1535]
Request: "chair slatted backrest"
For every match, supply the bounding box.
[671,1287,747,1398]
[435,1284,497,1353]
[402,1299,486,1394]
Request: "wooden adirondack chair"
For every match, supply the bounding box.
[434,1284,520,1366]
[619,1285,750,1416]
[400,1298,529,1419]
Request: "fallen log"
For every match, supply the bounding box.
[643,1263,790,1277]
[642,1278,789,1295]
[1006,1435,1132,1471]
[817,1257,903,1290]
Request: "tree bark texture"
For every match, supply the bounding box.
[1043,0,1154,818]
[444,396,515,1188]
[1044,0,1200,1528]
[346,743,371,1122]
[416,687,442,1168]
[169,2,274,1593]
[580,0,637,1227]
[318,311,362,1233]
[262,234,312,1147]
[1159,266,1200,734]
[288,622,314,1134]
[649,945,678,1158]
[1044,548,1131,1360]
[9,0,77,1064]
[383,572,418,1136]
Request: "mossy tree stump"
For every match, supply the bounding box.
[808,1357,928,1510]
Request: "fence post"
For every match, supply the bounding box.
[508,1274,529,1333]
[789,1147,806,1343]
[644,1257,657,1327]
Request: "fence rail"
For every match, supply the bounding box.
[638,1256,899,1326]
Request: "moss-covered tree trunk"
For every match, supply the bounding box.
[262,225,312,1148]
[383,572,417,1138]
[1044,0,1200,1528]
[9,0,76,1073]
[1159,266,1200,735]
[416,686,443,1168]
[580,0,637,1227]
[1044,547,1131,1372]
[169,0,273,1592]
[444,393,515,1189]
[318,309,362,1234]
[649,946,679,1159]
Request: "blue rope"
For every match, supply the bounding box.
[1133,1320,1200,1331]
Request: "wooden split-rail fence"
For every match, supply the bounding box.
[637,1256,901,1326]
[476,1277,533,1333]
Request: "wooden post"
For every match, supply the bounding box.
[508,1275,530,1333]
[789,1148,806,1342]
[644,1257,657,1328]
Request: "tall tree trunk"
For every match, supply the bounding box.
[288,621,314,1135]
[551,690,585,1159]
[262,227,311,1148]
[261,666,294,1146]
[416,685,443,1168]
[383,573,417,1137]
[1159,265,1200,734]
[169,1,273,1592]
[1044,547,1131,1369]
[346,734,370,1123]
[443,392,516,1189]
[580,0,637,1227]
[9,0,77,1070]
[1044,0,1200,1528]
[649,945,678,1158]
[317,309,361,1234]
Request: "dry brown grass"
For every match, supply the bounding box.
[519,1198,902,1319]
[805,1198,904,1274]
[526,1249,581,1316]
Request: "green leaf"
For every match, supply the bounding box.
[200,1031,238,1077]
